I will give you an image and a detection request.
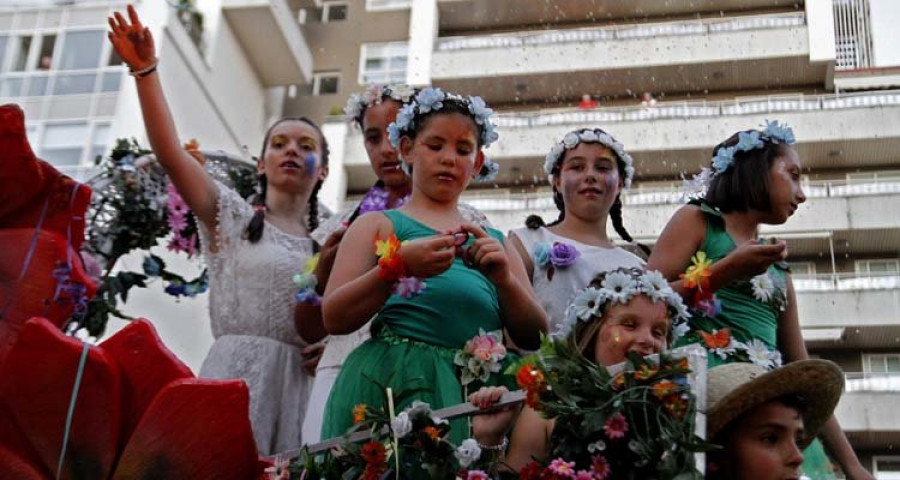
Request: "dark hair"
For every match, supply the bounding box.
[244,117,330,243]
[705,131,790,213]
[526,128,649,255]
[403,97,487,149]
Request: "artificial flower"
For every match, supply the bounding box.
[455,329,506,385]
[591,455,612,479]
[652,379,678,399]
[680,251,713,290]
[548,458,577,477]
[390,411,413,438]
[603,413,629,440]
[466,470,489,480]
[353,403,368,424]
[533,242,552,268]
[750,272,776,303]
[454,439,482,468]
[600,270,637,303]
[393,276,426,299]
[572,287,605,321]
[549,242,580,267]
[416,87,445,113]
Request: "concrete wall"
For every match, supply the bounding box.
[869,0,900,68]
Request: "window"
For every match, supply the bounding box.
[11,35,32,71]
[58,30,104,70]
[864,354,900,374]
[366,0,411,11]
[25,74,48,97]
[41,122,88,166]
[34,34,56,70]
[359,42,407,84]
[312,72,340,95]
[100,71,122,93]
[875,457,900,479]
[89,123,111,163]
[53,73,96,95]
[847,170,900,182]
[0,36,8,72]
[0,76,23,97]
[322,2,348,22]
[788,262,816,277]
[856,259,900,275]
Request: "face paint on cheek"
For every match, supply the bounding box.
[305,154,317,178]
[604,173,617,194]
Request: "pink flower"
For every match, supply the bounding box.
[575,470,595,480]
[467,470,489,480]
[166,183,189,216]
[468,333,506,362]
[603,413,628,440]
[392,276,426,299]
[591,455,611,479]
[548,458,577,478]
[167,234,192,254]
[167,211,188,232]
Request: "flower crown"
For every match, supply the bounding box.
[344,83,417,125]
[558,267,691,342]
[387,87,500,149]
[543,129,636,189]
[683,120,796,195]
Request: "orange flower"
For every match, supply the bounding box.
[360,441,387,466]
[612,372,626,391]
[517,364,547,409]
[633,364,659,381]
[352,403,367,424]
[663,392,689,419]
[699,329,731,349]
[423,426,441,441]
[680,251,712,290]
[651,379,678,400]
[374,234,401,259]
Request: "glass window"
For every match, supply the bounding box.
[312,73,340,95]
[12,35,31,71]
[100,71,122,92]
[0,76,23,97]
[359,42,408,84]
[58,30,104,70]
[90,123,111,163]
[35,34,55,70]
[366,0,411,11]
[41,122,88,167]
[53,73,96,95]
[865,354,900,374]
[875,457,900,480]
[25,74,48,97]
[856,259,900,274]
[322,2,348,22]
[0,36,8,72]
[788,262,815,276]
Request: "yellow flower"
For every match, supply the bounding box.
[352,403,367,423]
[374,234,401,259]
[680,251,713,290]
[303,253,320,275]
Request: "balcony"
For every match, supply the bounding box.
[221,0,313,86]
[432,12,820,104]
[437,0,802,34]
[836,373,900,449]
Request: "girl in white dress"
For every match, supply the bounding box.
[509,128,646,334]
[108,6,325,455]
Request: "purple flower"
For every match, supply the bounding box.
[392,276,426,299]
[167,211,188,232]
[696,294,722,318]
[549,242,580,267]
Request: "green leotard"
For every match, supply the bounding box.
[321,210,515,444]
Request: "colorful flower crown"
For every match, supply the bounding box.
[683,120,796,195]
[543,128,636,189]
[387,87,500,150]
[344,83,417,124]
[558,267,690,342]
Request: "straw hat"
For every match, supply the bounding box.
[707,360,844,446]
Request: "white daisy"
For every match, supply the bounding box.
[601,271,638,304]
[743,338,778,369]
[572,287,606,321]
[639,270,670,302]
[751,273,776,303]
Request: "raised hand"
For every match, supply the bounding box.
[458,222,511,286]
[721,238,788,281]
[108,5,157,71]
[397,234,457,278]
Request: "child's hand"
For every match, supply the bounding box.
[470,386,517,447]
[722,238,788,280]
[458,222,512,286]
[397,234,456,278]
[314,228,345,292]
[108,5,157,71]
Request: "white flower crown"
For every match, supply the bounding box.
[683,120,796,197]
[543,128,636,189]
[556,267,691,342]
[344,83,417,124]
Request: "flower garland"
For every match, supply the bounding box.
[559,268,691,342]
[543,128,636,189]
[293,254,322,306]
[344,83,418,124]
[683,120,796,195]
[375,233,426,298]
[532,241,580,281]
[358,184,410,217]
[511,338,709,480]
[454,329,507,386]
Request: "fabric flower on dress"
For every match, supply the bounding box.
[750,272,776,303]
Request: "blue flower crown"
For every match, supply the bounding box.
[389,87,500,183]
[683,120,796,196]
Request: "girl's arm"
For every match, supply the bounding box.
[322,214,458,334]
[505,406,552,471]
[294,228,346,343]
[508,232,534,283]
[109,6,219,230]
[777,277,874,480]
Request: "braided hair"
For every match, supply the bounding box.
[244,117,330,243]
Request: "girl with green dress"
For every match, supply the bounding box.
[320,88,548,444]
[647,122,873,480]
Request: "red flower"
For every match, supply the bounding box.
[519,460,543,480]
[360,441,387,466]
[0,318,268,479]
[517,364,547,409]
[603,413,629,440]
[591,455,611,479]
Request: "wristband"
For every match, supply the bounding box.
[129,60,158,78]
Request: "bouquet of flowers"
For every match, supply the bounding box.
[512,338,711,480]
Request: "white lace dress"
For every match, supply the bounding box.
[198,181,314,456]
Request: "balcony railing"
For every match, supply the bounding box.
[493,90,900,128]
[456,178,900,212]
[436,12,805,51]
[845,372,900,392]
[793,273,900,292]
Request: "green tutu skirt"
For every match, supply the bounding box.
[321,325,517,445]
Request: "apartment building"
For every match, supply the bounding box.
[289,0,900,474]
